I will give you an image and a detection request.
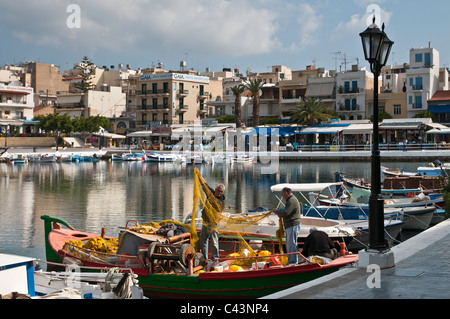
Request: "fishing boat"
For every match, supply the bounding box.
[40,215,358,299]
[232,154,254,163]
[381,166,419,177]
[8,154,27,164]
[185,210,357,248]
[312,185,438,231]
[143,152,177,162]
[111,153,123,161]
[28,154,57,163]
[122,152,142,161]
[270,183,405,249]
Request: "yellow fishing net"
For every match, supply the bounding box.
[191,168,287,265]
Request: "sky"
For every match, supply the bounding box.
[0,0,449,74]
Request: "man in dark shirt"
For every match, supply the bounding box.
[301,228,340,260]
[276,187,302,264]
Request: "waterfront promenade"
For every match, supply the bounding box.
[263,218,450,299]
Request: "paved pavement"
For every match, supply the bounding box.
[262,219,450,299]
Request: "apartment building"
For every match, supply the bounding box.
[406,47,441,118]
[135,69,212,130]
[56,86,126,118]
[25,62,69,108]
[336,66,375,120]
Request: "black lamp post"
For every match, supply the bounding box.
[360,17,394,252]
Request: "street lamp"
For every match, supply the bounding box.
[359,17,394,254]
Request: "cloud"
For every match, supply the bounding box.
[0,0,282,58]
[332,5,393,40]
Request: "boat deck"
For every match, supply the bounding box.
[263,218,450,299]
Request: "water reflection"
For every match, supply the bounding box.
[0,159,429,260]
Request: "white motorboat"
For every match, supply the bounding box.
[143,152,177,162]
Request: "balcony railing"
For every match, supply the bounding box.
[136,89,170,95]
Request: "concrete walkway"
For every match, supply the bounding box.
[263,219,450,299]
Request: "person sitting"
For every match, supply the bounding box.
[301,227,340,260]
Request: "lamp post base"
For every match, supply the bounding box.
[358,248,395,269]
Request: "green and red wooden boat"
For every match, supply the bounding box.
[41,215,358,299]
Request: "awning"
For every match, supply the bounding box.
[299,126,347,134]
[127,131,155,137]
[428,105,450,114]
[305,82,335,98]
[342,124,373,134]
[0,119,24,126]
[94,132,126,139]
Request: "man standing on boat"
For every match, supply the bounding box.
[198,179,225,261]
[276,187,302,264]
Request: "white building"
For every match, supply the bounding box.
[406,47,440,117]
[56,86,126,118]
[336,66,375,120]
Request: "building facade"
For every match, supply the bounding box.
[336,67,375,120]
[135,70,211,130]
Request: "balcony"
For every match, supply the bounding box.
[198,91,209,99]
[137,104,170,111]
[178,104,189,112]
[338,87,364,95]
[178,89,189,96]
[136,89,170,95]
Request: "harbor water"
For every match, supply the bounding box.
[0,159,432,263]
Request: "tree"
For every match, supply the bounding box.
[73,56,96,93]
[413,110,433,119]
[291,98,333,125]
[369,111,393,123]
[231,85,245,128]
[244,79,264,127]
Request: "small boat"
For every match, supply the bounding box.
[40,215,358,299]
[143,152,177,162]
[232,154,254,163]
[122,152,142,161]
[81,154,100,162]
[185,210,357,247]
[8,154,27,164]
[0,253,36,298]
[28,154,57,163]
[111,153,123,161]
[381,166,418,177]
[56,154,74,162]
[34,263,145,299]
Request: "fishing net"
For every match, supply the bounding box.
[191,168,288,265]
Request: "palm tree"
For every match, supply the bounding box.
[244,79,264,127]
[291,97,333,125]
[231,85,245,128]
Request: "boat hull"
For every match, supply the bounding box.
[41,215,358,299]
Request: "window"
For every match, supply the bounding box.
[415,77,423,90]
[141,98,147,108]
[345,99,350,110]
[425,53,431,66]
[393,104,401,115]
[414,96,422,109]
[344,81,350,93]
[351,99,357,110]
[152,98,158,109]
[415,53,423,63]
